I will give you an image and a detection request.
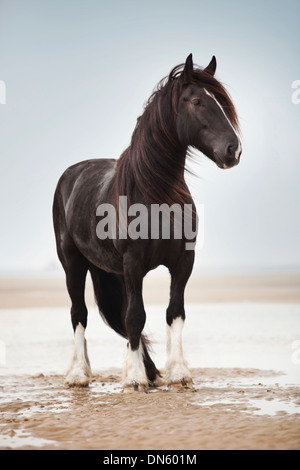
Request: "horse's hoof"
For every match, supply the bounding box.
[123,382,148,393]
[64,374,91,388]
[167,380,194,391]
[133,381,139,391]
[181,378,189,387]
[150,375,165,388]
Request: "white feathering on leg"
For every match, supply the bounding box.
[65,323,92,387]
[165,317,192,385]
[122,340,148,389]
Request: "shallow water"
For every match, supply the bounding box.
[1,302,299,382]
[0,428,56,449]
[1,302,300,449]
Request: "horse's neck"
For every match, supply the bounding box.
[114,97,189,205]
[134,143,186,198]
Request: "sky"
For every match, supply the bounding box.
[0,0,299,273]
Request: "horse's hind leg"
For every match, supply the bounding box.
[60,239,92,387]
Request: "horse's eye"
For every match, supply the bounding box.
[192,99,201,106]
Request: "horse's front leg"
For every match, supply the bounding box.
[122,253,148,392]
[165,251,194,387]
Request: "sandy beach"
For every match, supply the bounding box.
[0,271,300,450]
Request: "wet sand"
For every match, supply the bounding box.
[1,368,300,450]
[0,272,300,450]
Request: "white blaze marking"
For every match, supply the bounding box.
[204,88,242,160]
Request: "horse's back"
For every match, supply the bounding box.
[54,158,116,207]
[53,158,119,269]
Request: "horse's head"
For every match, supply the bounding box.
[176,54,242,169]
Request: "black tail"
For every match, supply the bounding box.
[89,265,127,339]
[88,264,160,384]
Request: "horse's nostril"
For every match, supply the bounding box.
[227,145,234,156]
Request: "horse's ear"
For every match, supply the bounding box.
[203,56,217,76]
[182,53,194,82]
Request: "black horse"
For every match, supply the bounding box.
[53,54,241,391]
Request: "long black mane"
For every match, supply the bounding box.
[113,61,239,209]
